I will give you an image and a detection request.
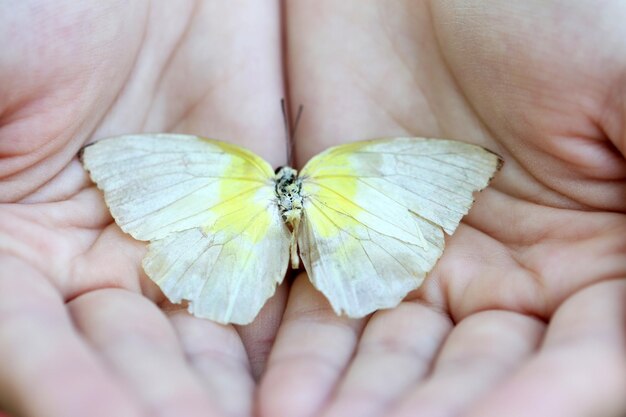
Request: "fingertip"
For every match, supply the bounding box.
[257,274,364,417]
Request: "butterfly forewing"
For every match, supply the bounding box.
[297,137,502,317]
[81,134,290,324]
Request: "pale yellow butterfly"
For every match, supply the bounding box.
[80,134,502,324]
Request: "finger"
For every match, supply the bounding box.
[467,280,626,417]
[258,273,365,417]
[0,256,141,417]
[68,288,222,417]
[318,302,452,417]
[389,310,544,417]
[167,310,255,417]
[236,280,290,380]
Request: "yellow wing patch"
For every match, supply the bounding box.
[298,142,362,237]
[209,180,273,244]
[300,141,428,247]
[205,138,276,243]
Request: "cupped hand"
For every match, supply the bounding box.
[259,2,626,417]
[0,2,287,416]
[3,2,626,417]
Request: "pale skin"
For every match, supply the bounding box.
[1,1,625,417]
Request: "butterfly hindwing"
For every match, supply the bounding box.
[81,134,290,324]
[297,137,502,317]
[142,197,289,324]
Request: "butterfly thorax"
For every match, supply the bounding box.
[274,166,303,228]
[275,166,303,269]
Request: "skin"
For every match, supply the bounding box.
[1,1,625,417]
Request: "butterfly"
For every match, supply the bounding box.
[80,134,502,324]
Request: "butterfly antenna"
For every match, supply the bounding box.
[281,99,292,167]
[281,99,304,167]
[291,104,304,143]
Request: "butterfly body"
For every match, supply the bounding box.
[80,134,501,324]
[274,166,304,268]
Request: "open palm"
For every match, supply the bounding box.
[259,2,626,417]
[0,2,287,417]
[1,2,625,417]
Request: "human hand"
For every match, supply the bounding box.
[0,2,287,416]
[259,2,626,417]
[3,2,626,417]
